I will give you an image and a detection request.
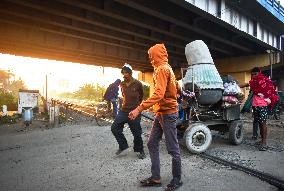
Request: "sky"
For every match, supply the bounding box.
[0,53,139,96]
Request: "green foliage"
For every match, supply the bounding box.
[73,83,106,101]
[57,92,75,99]
[9,79,26,101]
[0,70,12,88]
[0,89,17,110]
[142,84,150,100]
[0,115,18,125]
[0,89,14,107]
[0,69,27,110]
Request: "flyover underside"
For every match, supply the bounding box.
[0,0,276,72]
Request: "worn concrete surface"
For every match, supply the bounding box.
[0,118,282,191]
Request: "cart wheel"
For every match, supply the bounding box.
[183,123,212,153]
[229,120,244,145]
[94,113,112,126]
[24,121,30,127]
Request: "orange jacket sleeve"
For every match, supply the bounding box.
[176,80,181,95]
[137,67,168,112]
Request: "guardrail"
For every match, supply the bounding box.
[266,0,284,16]
[51,98,97,117]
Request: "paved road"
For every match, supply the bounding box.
[0,123,280,191]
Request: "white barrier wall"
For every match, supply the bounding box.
[185,0,281,49]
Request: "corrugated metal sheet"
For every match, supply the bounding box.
[182,64,223,89]
[183,40,223,90]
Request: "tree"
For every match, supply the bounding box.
[0,89,15,110]
[0,70,11,88]
[73,83,105,101]
[57,92,75,99]
[0,69,27,110]
[9,78,26,97]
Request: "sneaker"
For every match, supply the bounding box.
[137,151,146,159]
[115,148,129,156]
[259,145,268,151]
[252,136,258,140]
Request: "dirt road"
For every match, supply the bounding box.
[0,118,282,191]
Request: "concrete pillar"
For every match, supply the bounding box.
[278,78,284,92]
[2,105,7,116]
[54,105,59,127]
[215,53,280,99]
[49,106,55,126]
[138,72,154,95]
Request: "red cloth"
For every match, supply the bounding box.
[249,72,278,109]
[252,95,267,107]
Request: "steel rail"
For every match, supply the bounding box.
[212,133,284,152]
[139,113,284,189]
[199,152,284,189]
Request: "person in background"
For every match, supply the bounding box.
[103,79,121,118]
[129,44,183,191]
[111,63,146,159]
[240,67,278,151]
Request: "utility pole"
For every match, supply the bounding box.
[46,74,48,102]
[101,66,104,101]
[46,74,48,112]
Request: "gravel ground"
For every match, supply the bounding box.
[0,116,282,191]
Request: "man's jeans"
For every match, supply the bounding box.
[110,98,118,118]
[147,112,181,183]
[111,111,144,152]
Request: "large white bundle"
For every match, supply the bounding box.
[185,40,213,65]
[183,40,223,90]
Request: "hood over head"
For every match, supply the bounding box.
[148,44,168,68]
[114,79,121,86]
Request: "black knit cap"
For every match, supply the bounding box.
[121,63,132,74]
[251,67,261,73]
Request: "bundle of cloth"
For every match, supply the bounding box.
[249,72,278,110]
[222,80,244,108]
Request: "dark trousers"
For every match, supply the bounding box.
[253,119,259,137]
[107,98,118,118]
[147,112,181,183]
[111,111,144,152]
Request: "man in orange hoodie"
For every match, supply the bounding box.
[129,44,182,191]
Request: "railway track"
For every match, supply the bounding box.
[140,113,284,190]
[199,152,284,189]
[212,133,284,152]
[50,99,284,189]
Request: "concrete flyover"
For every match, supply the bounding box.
[0,0,283,73]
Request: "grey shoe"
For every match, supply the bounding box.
[115,148,129,156]
[137,151,146,159]
[259,144,268,151]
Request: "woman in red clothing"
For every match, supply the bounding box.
[241,67,278,151]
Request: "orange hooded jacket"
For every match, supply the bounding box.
[137,44,180,114]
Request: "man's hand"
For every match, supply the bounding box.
[128,108,140,120]
[264,98,271,105]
